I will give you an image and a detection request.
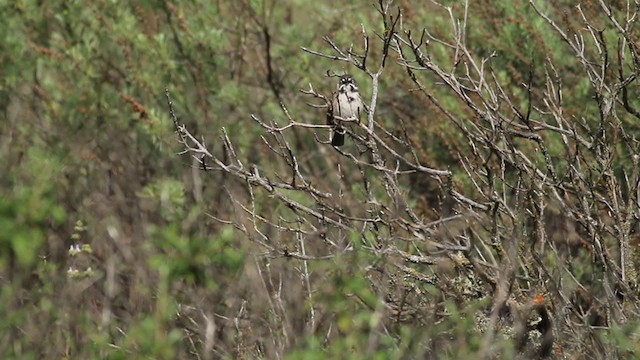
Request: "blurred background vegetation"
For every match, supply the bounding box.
[1,0,640,359]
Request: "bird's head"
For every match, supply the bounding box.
[338,74,357,91]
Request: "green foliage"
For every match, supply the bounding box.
[0,148,66,269]
[605,322,640,355]
[139,177,186,221]
[149,224,245,289]
[105,316,182,360]
[2,0,640,358]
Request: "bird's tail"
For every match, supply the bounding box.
[332,126,345,147]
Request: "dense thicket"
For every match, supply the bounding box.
[2,1,640,359]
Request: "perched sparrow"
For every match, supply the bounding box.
[329,74,363,146]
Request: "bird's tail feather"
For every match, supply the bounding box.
[332,127,345,147]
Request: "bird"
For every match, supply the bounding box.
[329,74,363,146]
